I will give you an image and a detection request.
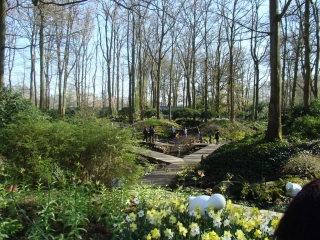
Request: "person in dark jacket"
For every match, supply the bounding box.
[143,126,149,142]
[214,130,220,144]
[273,178,320,240]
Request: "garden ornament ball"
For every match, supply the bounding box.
[188,193,226,215]
[286,182,302,197]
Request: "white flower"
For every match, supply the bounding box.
[126,215,131,222]
[208,210,215,218]
[189,210,197,217]
[190,225,200,237]
[138,210,144,217]
[213,218,222,227]
[148,215,155,224]
[133,197,140,204]
[221,236,232,240]
[223,219,230,227]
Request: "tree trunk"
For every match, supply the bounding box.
[0,0,5,87]
[39,10,46,110]
[303,0,310,114]
[265,0,282,141]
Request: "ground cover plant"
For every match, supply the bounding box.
[0,180,282,239]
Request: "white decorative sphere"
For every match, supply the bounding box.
[205,193,226,211]
[188,195,210,215]
[286,182,302,197]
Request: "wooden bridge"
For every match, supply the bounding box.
[135,142,227,186]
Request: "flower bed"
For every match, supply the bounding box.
[120,188,281,239]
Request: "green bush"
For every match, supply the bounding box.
[172,108,200,119]
[0,88,36,127]
[0,117,143,186]
[144,108,157,118]
[289,115,320,139]
[199,137,305,184]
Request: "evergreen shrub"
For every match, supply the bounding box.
[0,116,142,186]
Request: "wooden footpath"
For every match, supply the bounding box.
[136,142,226,186]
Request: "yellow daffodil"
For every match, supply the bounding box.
[164,228,174,239]
[254,229,262,238]
[271,219,279,229]
[130,223,137,232]
[151,228,161,239]
[169,215,177,224]
[129,212,136,222]
[251,207,260,216]
[235,229,247,240]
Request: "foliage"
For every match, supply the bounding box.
[282,150,320,178]
[282,99,320,140]
[199,137,311,184]
[199,120,265,141]
[286,115,320,139]
[0,88,42,127]
[133,119,181,139]
[200,109,216,119]
[0,116,143,186]
[172,108,200,120]
[144,108,158,118]
[118,107,139,122]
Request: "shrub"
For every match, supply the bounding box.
[0,88,36,127]
[172,108,200,119]
[282,151,320,178]
[144,108,157,118]
[199,137,304,184]
[289,115,320,139]
[0,117,143,186]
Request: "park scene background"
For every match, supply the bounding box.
[1,0,320,239]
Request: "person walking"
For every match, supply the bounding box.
[149,126,155,143]
[183,127,187,137]
[214,130,220,145]
[170,126,175,139]
[143,126,149,142]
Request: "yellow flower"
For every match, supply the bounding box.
[253,217,262,226]
[207,205,215,212]
[251,207,260,216]
[238,218,246,227]
[164,228,174,239]
[130,223,137,232]
[223,230,232,237]
[271,219,279,229]
[254,229,262,238]
[146,234,151,240]
[178,204,186,213]
[208,230,220,240]
[243,219,255,232]
[177,222,188,237]
[235,229,246,240]
[151,228,161,239]
[129,212,136,222]
[201,233,210,240]
[169,215,177,224]
[195,205,202,213]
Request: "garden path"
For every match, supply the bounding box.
[136,142,227,186]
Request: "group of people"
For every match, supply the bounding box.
[169,126,220,145]
[144,125,221,145]
[143,126,156,143]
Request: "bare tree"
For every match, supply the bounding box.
[265,0,292,142]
